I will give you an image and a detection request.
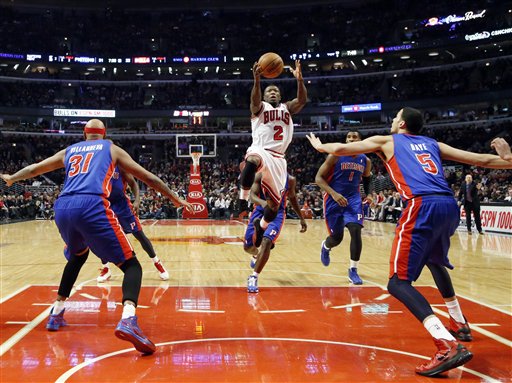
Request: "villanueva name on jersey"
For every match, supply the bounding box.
[69,144,104,153]
[341,162,365,172]
[263,109,290,125]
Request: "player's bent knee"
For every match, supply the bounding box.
[387,274,409,296]
[245,155,261,167]
[70,249,89,266]
[244,245,257,255]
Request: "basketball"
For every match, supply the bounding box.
[258,52,284,78]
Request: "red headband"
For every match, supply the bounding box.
[84,126,106,136]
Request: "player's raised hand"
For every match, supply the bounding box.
[306,133,323,151]
[491,137,512,161]
[1,174,13,187]
[331,191,348,207]
[252,62,262,80]
[290,59,303,81]
[299,218,308,233]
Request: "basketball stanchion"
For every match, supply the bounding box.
[183,151,208,219]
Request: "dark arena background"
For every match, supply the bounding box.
[0,0,511,382]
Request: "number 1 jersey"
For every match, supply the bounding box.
[250,101,293,154]
[384,134,453,200]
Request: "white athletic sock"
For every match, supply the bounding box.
[122,303,136,319]
[260,218,269,229]
[252,271,259,277]
[239,189,250,200]
[102,262,109,267]
[52,300,65,314]
[446,298,465,323]
[350,260,359,269]
[424,316,456,341]
[152,256,160,264]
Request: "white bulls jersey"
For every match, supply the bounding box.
[250,101,294,154]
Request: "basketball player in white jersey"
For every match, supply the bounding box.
[238,59,307,245]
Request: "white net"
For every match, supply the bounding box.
[191,152,202,174]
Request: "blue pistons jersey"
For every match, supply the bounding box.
[323,154,367,233]
[60,139,115,198]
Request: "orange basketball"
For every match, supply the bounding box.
[258,52,284,78]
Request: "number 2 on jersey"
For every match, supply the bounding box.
[415,153,438,175]
[68,153,95,177]
[273,125,283,141]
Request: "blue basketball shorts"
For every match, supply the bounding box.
[244,205,286,248]
[389,195,459,282]
[110,197,142,234]
[55,195,134,264]
[324,194,364,236]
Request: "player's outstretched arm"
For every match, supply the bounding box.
[307,133,389,157]
[287,176,307,232]
[250,62,263,115]
[315,155,348,207]
[121,170,141,215]
[286,60,307,115]
[491,138,512,162]
[362,157,372,197]
[112,145,195,213]
[439,142,512,169]
[1,149,66,186]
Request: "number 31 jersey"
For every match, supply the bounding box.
[384,134,453,200]
[60,139,115,198]
[250,101,294,154]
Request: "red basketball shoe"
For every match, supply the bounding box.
[448,316,472,342]
[416,338,473,377]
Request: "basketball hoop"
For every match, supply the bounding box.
[191,151,202,174]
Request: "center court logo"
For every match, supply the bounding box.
[190,179,201,185]
[188,191,203,199]
[192,203,206,212]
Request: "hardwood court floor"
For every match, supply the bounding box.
[1,219,511,382]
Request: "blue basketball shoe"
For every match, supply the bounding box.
[46,308,67,331]
[247,275,259,293]
[320,240,331,266]
[348,268,363,285]
[115,316,156,354]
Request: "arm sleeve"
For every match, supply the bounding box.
[362,176,372,196]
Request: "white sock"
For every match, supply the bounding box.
[446,299,465,323]
[260,218,269,229]
[350,260,359,269]
[52,300,65,314]
[239,189,250,200]
[252,271,259,277]
[122,303,136,319]
[102,262,109,268]
[424,316,455,341]
[152,256,160,264]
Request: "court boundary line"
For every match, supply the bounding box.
[0,286,77,357]
[54,337,501,383]
[455,292,512,316]
[432,307,512,348]
[0,284,30,304]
